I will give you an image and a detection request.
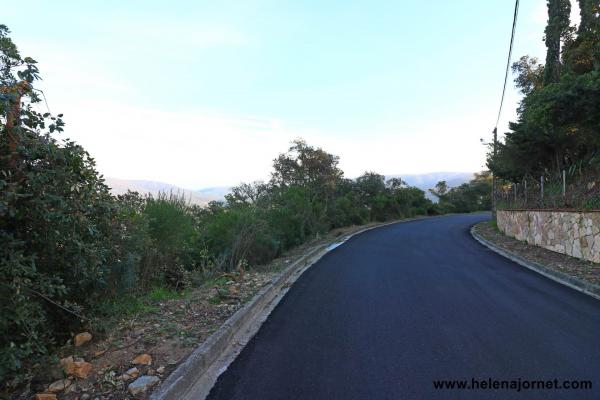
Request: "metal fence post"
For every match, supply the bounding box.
[540,175,544,207]
[562,170,566,198]
[524,178,527,206]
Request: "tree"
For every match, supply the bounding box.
[271,139,343,193]
[430,173,492,213]
[270,139,344,233]
[1,25,121,381]
[225,181,269,207]
[429,181,449,199]
[512,56,545,97]
[577,0,599,33]
[488,0,600,184]
[543,0,572,84]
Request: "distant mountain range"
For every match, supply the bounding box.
[104,178,221,205]
[387,172,474,191]
[386,172,474,201]
[104,172,474,205]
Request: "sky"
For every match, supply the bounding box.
[3,1,576,189]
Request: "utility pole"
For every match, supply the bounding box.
[492,127,497,218]
[491,0,519,218]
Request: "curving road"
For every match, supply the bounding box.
[207,213,600,400]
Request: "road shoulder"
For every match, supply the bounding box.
[471,221,600,301]
[152,216,430,400]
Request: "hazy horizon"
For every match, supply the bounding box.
[106,170,476,192]
[4,1,580,188]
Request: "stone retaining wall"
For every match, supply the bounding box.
[497,210,600,263]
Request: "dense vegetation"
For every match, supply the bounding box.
[488,0,600,192]
[0,25,467,385]
[0,21,495,385]
[429,172,492,213]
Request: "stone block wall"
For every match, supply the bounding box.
[496,210,600,263]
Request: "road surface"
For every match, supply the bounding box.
[207,213,600,399]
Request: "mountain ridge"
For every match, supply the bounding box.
[105,172,475,205]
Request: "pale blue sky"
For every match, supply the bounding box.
[4,1,562,188]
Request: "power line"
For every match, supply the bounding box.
[492,0,520,218]
[495,0,520,129]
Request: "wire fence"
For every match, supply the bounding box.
[496,167,600,211]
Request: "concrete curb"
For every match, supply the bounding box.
[470,225,600,302]
[151,216,430,400]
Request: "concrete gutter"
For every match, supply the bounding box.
[151,216,429,400]
[471,225,600,302]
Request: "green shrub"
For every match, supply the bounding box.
[0,26,122,382]
[1,135,121,381]
[143,192,198,288]
[0,24,445,387]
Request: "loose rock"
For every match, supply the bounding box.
[72,361,93,379]
[128,375,160,395]
[118,367,140,381]
[35,394,57,400]
[60,356,75,375]
[132,353,152,365]
[48,378,71,393]
[74,332,93,347]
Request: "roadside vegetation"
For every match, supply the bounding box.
[0,25,494,391]
[428,172,492,213]
[487,0,600,209]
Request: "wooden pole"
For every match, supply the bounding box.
[492,128,498,218]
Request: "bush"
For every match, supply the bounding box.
[1,25,441,386]
[143,192,198,288]
[205,205,277,270]
[1,134,120,381]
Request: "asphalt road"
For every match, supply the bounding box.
[207,213,600,400]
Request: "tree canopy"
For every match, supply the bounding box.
[488,0,600,182]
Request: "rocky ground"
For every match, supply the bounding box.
[12,222,386,400]
[474,221,600,286]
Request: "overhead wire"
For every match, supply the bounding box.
[495,0,520,130]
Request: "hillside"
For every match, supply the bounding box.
[386,172,474,191]
[105,173,474,205]
[104,178,219,205]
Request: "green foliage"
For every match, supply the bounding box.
[149,286,186,302]
[1,26,120,382]
[143,192,199,288]
[204,204,276,269]
[577,0,599,34]
[0,25,440,387]
[544,0,572,84]
[432,172,492,213]
[489,3,600,189]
